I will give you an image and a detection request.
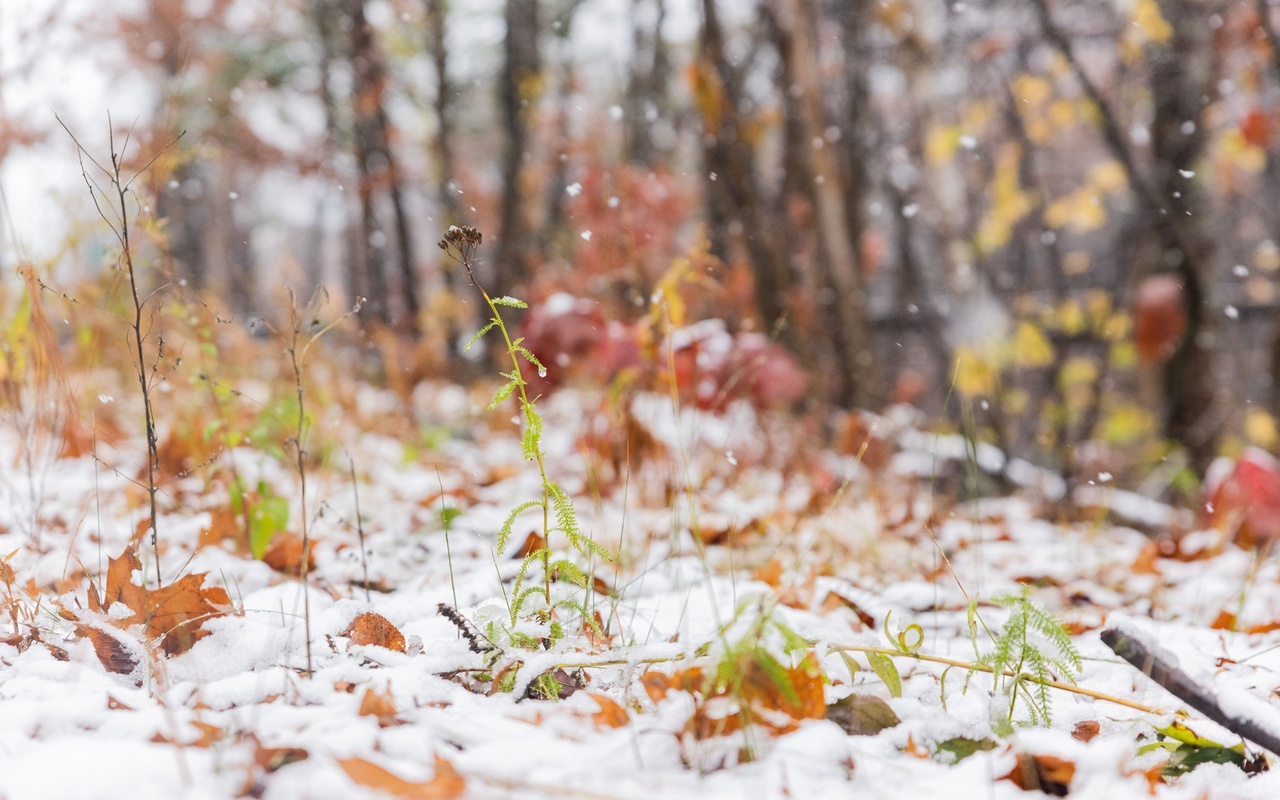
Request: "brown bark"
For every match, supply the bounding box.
[348,0,419,330]
[1032,0,1221,475]
[767,0,881,409]
[494,0,541,295]
[699,0,797,348]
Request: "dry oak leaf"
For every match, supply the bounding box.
[75,622,139,676]
[88,545,231,655]
[247,734,309,773]
[338,754,465,800]
[343,612,407,653]
[1001,752,1076,796]
[1071,720,1101,743]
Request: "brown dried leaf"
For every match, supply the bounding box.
[343,612,407,653]
[76,623,138,675]
[262,535,314,577]
[98,545,232,655]
[358,685,400,724]
[337,755,465,799]
[590,693,629,729]
[1001,752,1076,796]
[513,531,546,559]
[248,733,309,772]
[1071,720,1100,743]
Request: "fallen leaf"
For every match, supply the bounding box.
[92,545,231,655]
[590,693,629,729]
[343,612,407,653]
[1071,720,1101,743]
[76,623,138,675]
[262,534,314,577]
[358,685,400,725]
[249,734,308,772]
[826,693,901,736]
[1130,541,1161,575]
[338,754,465,800]
[1001,752,1076,796]
[1210,610,1237,631]
[107,695,133,711]
[752,558,784,588]
[513,531,546,559]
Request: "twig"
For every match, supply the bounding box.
[1101,626,1280,755]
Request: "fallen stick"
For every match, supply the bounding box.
[1101,625,1280,756]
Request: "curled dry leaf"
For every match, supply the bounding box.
[75,622,139,676]
[343,611,407,653]
[338,754,465,800]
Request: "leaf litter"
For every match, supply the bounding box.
[6,387,1280,798]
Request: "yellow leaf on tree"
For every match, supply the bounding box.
[1216,129,1267,175]
[926,125,962,165]
[1044,190,1106,232]
[1057,299,1086,336]
[976,145,1035,254]
[1012,321,1055,369]
[1087,160,1128,193]
[1131,0,1173,45]
[1012,74,1052,107]
[1245,408,1279,449]
[955,347,998,397]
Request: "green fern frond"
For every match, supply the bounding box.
[520,405,544,460]
[489,378,518,410]
[497,499,541,554]
[492,295,529,308]
[464,319,498,350]
[549,557,588,587]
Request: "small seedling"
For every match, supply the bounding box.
[439,226,609,647]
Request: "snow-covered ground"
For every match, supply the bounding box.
[4,381,1280,799]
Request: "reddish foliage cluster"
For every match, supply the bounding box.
[516,294,806,412]
[1205,448,1280,547]
[1133,274,1186,365]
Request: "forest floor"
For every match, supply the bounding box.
[4,370,1280,800]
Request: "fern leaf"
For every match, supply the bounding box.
[464,319,498,351]
[497,499,542,554]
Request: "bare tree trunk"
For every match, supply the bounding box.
[495,0,541,295]
[1032,0,1221,475]
[768,0,881,409]
[699,0,797,347]
[624,0,668,166]
[349,0,418,330]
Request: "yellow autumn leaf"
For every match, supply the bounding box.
[1245,408,1279,449]
[976,145,1034,254]
[1044,190,1106,232]
[1087,160,1128,193]
[1057,299,1086,336]
[926,125,962,165]
[1012,74,1052,107]
[1011,321,1055,368]
[1216,128,1266,174]
[955,347,998,397]
[1102,403,1157,446]
[1132,0,1173,45]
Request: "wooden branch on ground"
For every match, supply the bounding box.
[1101,626,1280,756]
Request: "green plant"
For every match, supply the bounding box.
[438,225,609,643]
[256,287,359,676]
[973,587,1082,730]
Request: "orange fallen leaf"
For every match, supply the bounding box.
[1130,540,1161,576]
[247,734,308,772]
[1001,752,1076,796]
[752,558,784,588]
[358,685,400,725]
[513,531,546,559]
[590,693,629,729]
[1210,610,1238,631]
[263,535,314,577]
[338,754,465,800]
[343,612,407,653]
[89,545,231,655]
